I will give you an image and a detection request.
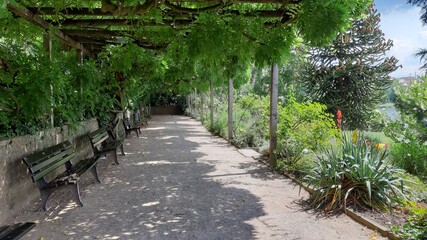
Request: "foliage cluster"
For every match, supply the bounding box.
[194,85,268,148]
[233,93,269,148]
[392,201,427,240]
[0,0,374,137]
[384,77,427,180]
[276,98,339,168]
[304,132,406,211]
[0,38,117,137]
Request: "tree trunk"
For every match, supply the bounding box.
[228,78,233,140]
[269,64,279,168]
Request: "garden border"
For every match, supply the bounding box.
[253,155,403,240]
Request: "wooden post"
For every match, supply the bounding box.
[200,92,204,123]
[188,94,193,117]
[43,33,54,127]
[194,88,198,118]
[269,64,279,168]
[228,78,234,140]
[77,49,83,120]
[187,95,191,116]
[210,79,214,130]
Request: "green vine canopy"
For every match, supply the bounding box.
[0,0,372,137]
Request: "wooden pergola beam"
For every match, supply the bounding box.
[58,19,192,27]
[62,29,131,37]
[30,7,290,18]
[28,0,298,16]
[7,4,92,57]
[72,38,121,45]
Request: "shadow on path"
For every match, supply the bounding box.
[10,115,382,240]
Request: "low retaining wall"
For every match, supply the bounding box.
[0,118,98,224]
[151,106,183,115]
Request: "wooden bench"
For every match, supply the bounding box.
[134,110,148,128]
[88,128,124,165]
[0,222,36,240]
[22,141,101,211]
[123,118,140,138]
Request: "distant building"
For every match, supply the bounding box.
[397,76,417,86]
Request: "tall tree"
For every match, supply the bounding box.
[302,5,399,129]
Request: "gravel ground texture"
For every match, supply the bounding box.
[9,115,385,240]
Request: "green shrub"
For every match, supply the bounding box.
[276,99,339,167]
[390,142,427,181]
[392,201,427,240]
[232,94,268,148]
[304,132,407,211]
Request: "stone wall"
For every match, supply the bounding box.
[0,118,99,224]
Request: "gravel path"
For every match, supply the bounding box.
[11,115,383,240]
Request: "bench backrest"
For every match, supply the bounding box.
[22,141,76,182]
[88,128,109,148]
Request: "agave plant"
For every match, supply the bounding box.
[304,131,407,211]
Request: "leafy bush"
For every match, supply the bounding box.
[232,94,268,148]
[390,142,427,181]
[394,77,427,142]
[304,132,407,211]
[276,99,339,166]
[392,201,427,240]
[384,76,427,181]
[384,113,427,180]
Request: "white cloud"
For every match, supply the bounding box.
[419,30,427,40]
[378,4,427,77]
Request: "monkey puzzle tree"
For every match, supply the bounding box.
[302,5,399,129]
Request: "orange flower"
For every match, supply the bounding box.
[336,109,343,129]
[337,109,342,119]
[374,143,387,150]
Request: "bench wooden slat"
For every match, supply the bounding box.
[32,152,76,182]
[24,141,73,166]
[88,127,124,164]
[0,222,36,240]
[92,134,109,147]
[104,140,122,151]
[88,128,105,139]
[28,147,74,173]
[72,156,100,177]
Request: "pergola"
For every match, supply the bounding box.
[4,0,368,167]
[6,0,301,57]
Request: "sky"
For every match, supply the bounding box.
[375,0,427,77]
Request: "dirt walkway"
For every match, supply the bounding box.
[11,115,383,240]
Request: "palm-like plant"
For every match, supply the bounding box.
[415,48,427,71]
[304,132,407,212]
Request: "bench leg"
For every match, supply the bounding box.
[67,184,83,207]
[113,150,119,165]
[135,129,139,137]
[90,164,101,183]
[39,188,54,211]
[120,144,125,156]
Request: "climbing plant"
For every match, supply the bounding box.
[0,0,373,137]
